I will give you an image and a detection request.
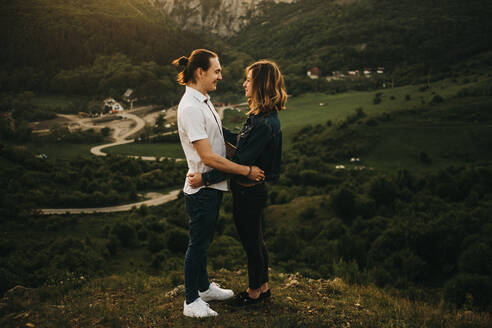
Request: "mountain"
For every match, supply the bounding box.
[149,0,294,36]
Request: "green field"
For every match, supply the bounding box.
[362,123,492,170]
[10,142,97,160]
[104,142,184,158]
[21,74,487,162]
[31,94,89,112]
[280,75,485,146]
[95,75,488,160]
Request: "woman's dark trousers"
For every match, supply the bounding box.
[184,188,223,304]
[231,180,269,289]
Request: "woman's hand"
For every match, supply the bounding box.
[187,173,204,188]
[248,165,265,182]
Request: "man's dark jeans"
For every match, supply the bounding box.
[184,187,223,304]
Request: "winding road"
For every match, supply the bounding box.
[90,112,146,157]
[39,190,181,215]
[40,112,183,215]
[38,104,242,215]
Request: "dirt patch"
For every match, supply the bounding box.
[30,116,69,130]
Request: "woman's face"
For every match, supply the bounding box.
[243,70,253,98]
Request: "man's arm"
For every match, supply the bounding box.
[192,138,264,180]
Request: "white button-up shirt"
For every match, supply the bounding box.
[177,86,228,194]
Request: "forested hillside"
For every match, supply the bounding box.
[0,0,199,71]
[0,0,204,102]
[233,0,492,85]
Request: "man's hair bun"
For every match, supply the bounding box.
[178,56,189,66]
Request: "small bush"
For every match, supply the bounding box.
[166,228,188,253]
[430,94,444,104]
[331,187,356,220]
[111,222,137,247]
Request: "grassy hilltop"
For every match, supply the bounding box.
[2,269,490,327]
[1,0,492,326]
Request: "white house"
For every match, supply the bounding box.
[307,67,321,79]
[348,70,360,76]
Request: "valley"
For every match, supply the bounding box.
[1,0,492,326]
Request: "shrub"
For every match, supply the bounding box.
[419,151,432,164]
[165,228,188,253]
[147,232,167,253]
[368,177,397,206]
[106,237,119,256]
[110,222,137,247]
[331,187,356,220]
[333,258,366,284]
[270,227,300,262]
[430,94,444,104]
[209,235,245,270]
[459,242,492,275]
[298,206,316,221]
[444,274,492,310]
[151,250,171,270]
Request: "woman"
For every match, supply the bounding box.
[187,60,287,306]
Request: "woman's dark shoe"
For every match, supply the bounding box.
[229,292,262,307]
[259,289,271,300]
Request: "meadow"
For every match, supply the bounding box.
[280,75,485,145]
[104,142,184,159]
[99,73,488,163]
[11,142,98,160]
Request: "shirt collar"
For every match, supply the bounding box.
[185,85,210,103]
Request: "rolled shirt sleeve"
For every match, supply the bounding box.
[178,105,208,143]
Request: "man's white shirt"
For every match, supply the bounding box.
[177,86,228,194]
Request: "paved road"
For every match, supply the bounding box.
[41,104,245,215]
[90,112,146,156]
[39,189,181,215]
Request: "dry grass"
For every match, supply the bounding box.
[1,269,490,328]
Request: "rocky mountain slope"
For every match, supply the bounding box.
[149,0,294,36]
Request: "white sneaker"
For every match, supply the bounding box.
[183,297,218,318]
[199,282,234,302]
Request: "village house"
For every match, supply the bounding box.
[123,89,137,110]
[348,70,360,77]
[307,67,321,79]
[326,71,346,81]
[103,98,124,113]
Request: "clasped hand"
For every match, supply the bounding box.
[187,166,265,188]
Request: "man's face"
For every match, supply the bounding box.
[199,57,222,93]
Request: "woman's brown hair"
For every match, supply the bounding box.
[172,49,218,85]
[246,60,287,114]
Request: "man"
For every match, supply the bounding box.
[173,49,264,318]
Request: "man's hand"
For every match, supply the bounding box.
[187,173,204,188]
[248,166,265,182]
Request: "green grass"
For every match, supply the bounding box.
[31,94,89,112]
[222,108,248,131]
[362,123,492,171]
[281,75,486,147]
[104,142,185,158]
[9,142,97,159]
